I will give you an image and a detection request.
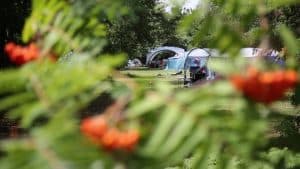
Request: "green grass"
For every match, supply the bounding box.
[120,69,186,87]
[271,100,299,115]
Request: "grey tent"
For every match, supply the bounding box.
[146,46,185,65]
[184,48,210,70]
[146,46,186,71]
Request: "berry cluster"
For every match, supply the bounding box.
[4,42,40,65]
[81,115,140,151]
[230,67,298,104]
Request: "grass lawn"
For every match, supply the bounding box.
[121,69,186,88]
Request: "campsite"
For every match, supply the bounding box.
[123,46,286,87]
[0,0,300,169]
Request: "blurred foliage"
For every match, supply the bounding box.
[0,0,300,169]
[0,0,31,68]
[22,0,128,57]
[179,0,300,51]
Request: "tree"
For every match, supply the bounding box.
[266,4,300,49]
[104,0,185,62]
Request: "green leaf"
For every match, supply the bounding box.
[21,103,46,128]
[193,140,220,169]
[278,25,299,68]
[127,93,166,119]
[168,124,208,163]
[142,105,181,155]
[157,113,196,158]
[0,92,35,111]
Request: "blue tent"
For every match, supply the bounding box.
[165,55,186,70]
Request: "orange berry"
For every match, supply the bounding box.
[230,68,298,104]
[24,49,38,61]
[284,70,298,88]
[4,42,16,54]
[123,130,140,150]
[80,115,108,139]
[230,75,245,91]
[114,134,127,150]
[246,67,259,79]
[4,42,40,65]
[106,129,140,151]
[260,72,274,85]
[101,128,120,150]
[11,48,27,65]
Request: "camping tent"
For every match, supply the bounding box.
[165,54,186,70]
[146,46,186,71]
[204,48,221,58]
[239,48,285,67]
[183,48,216,81]
[127,58,143,68]
[184,48,210,70]
[240,48,262,58]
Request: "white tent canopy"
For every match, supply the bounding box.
[199,48,276,58]
[145,47,282,70]
[203,48,221,57]
[187,48,210,57]
[183,48,210,69]
[240,48,262,57]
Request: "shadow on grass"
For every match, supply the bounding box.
[268,116,300,151]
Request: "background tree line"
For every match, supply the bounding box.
[0,0,299,65]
